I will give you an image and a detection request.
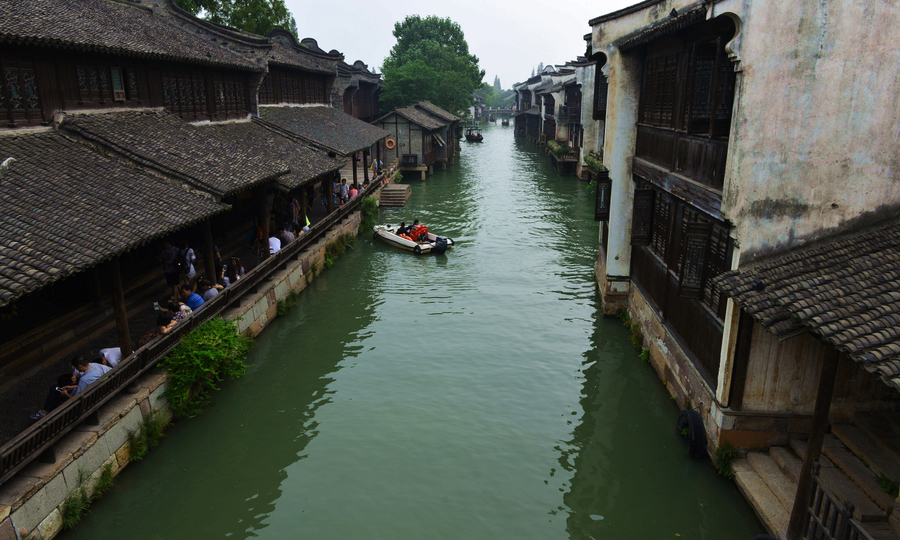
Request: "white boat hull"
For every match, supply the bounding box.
[373,225,454,255]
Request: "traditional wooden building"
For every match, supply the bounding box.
[0,0,382,412]
[413,101,460,169]
[587,0,900,537]
[373,103,451,180]
[335,60,382,122]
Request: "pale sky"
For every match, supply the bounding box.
[286,0,637,92]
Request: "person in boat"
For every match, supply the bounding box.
[396,222,408,236]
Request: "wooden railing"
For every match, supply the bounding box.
[0,179,383,486]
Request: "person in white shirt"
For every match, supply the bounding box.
[99,347,122,368]
[268,232,281,255]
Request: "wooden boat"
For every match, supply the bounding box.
[465,127,483,142]
[501,118,509,126]
[373,224,454,255]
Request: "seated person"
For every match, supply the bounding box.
[396,222,408,236]
[162,299,192,322]
[269,231,281,255]
[138,313,177,347]
[99,347,122,368]
[31,372,78,419]
[198,277,222,302]
[30,356,112,420]
[180,284,205,311]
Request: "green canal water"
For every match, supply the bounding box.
[62,125,763,539]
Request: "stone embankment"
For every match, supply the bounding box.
[0,199,373,540]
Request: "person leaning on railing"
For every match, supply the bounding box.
[29,355,111,420]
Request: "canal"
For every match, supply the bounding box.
[62,125,763,539]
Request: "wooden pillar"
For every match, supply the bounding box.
[109,258,132,356]
[325,176,334,214]
[300,188,308,226]
[257,184,269,261]
[203,218,216,281]
[352,156,359,189]
[727,309,755,410]
[362,150,369,184]
[786,348,841,540]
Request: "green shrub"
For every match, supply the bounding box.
[277,290,300,315]
[61,487,90,529]
[639,348,650,362]
[585,152,607,174]
[127,410,168,461]
[715,443,738,479]
[394,172,403,182]
[877,473,900,497]
[359,196,378,234]
[93,462,117,497]
[324,233,356,268]
[158,318,253,418]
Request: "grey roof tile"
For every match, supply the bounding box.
[0,0,260,70]
[713,220,900,392]
[0,130,226,306]
[256,106,389,156]
[59,109,288,197]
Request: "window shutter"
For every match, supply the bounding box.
[594,171,612,221]
[678,222,712,298]
[632,188,654,245]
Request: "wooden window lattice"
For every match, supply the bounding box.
[594,173,612,221]
[632,188,655,245]
[677,222,712,298]
[650,192,671,260]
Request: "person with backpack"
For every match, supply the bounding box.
[180,240,197,286]
[159,241,182,299]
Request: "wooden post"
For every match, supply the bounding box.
[203,218,216,281]
[728,310,754,410]
[786,348,841,540]
[352,155,359,189]
[257,184,269,261]
[362,150,369,185]
[109,258,132,356]
[300,187,308,227]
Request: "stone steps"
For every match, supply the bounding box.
[791,437,887,522]
[732,458,790,536]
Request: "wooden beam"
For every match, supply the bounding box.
[203,218,216,281]
[352,155,359,189]
[257,184,269,261]
[728,309,754,410]
[109,258,132,357]
[786,347,840,540]
[362,150,369,184]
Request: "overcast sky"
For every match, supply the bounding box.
[285,0,636,91]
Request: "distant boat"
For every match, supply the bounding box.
[501,118,509,126]
[465,126,483,142]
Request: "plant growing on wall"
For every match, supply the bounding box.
[585,152,607,174]
[159,317,253,418]
[359,196,379,234]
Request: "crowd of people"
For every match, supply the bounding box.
[28,162,389,423]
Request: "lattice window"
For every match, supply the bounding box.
[678,222,711,298]
[259,73,275,104]
[632,188,655,245]
[5,69,22,111]
[126,69,139,100]
[22,71,39,110]
[702,224,730,313]
[650,191,671,260]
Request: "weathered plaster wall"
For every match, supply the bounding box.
[718,0,900,261]
[576,63,601,174]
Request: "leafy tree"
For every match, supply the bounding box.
[381,15,484,116]
[537,62,544,74]
[493,75,502,93]
[173,0,298,38]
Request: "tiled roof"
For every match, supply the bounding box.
[618,4,708,51]
[0,130,226,307]
[0,0,260,71]
[256,106,390,156]
[202,121,341,191]
[59,109,288,198]
[415,102,459,123]
[267,30,340,75]
[394,108,445,130]
[713,221,900,392]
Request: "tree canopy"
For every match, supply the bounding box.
[174,0,298,38]
[380,15,484,116]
